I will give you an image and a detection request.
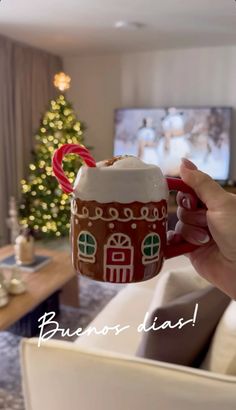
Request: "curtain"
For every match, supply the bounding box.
[0,34,62,244]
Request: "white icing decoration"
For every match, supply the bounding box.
[141,233,160,265]
[153,224,156,229]
[88,221,92,227]
[103,233,134,283]
[72,200,167,223]
[109,222,115,229]
[131,223,137,229]
[77,230,97,264]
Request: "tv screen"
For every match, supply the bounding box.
[114,107,232,181]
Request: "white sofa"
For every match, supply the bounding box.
[21,256,236,410]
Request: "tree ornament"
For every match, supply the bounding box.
[53,72,71,92]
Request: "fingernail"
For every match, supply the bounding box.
[181,158,197,170]
[193,231,210,244]
[182,197,191,210]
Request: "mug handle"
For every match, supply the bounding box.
[164,177,203,259]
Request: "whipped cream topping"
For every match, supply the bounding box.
[73,156,168,203]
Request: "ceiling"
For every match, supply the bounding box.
[0,0,236,56]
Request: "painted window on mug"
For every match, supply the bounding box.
[78,231,97,263]
[141,233,160,265]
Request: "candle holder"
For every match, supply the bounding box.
[8,265,26,295]
[0,269,9,307]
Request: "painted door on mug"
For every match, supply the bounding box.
[104,233,134,283]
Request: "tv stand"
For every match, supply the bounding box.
[224,185,236,194]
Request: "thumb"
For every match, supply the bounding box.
[180,158,227,210]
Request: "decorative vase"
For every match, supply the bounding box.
[15,228,35,265]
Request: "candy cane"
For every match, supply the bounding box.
[52,144,96,193]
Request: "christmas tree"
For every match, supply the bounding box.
[20,72,86,239]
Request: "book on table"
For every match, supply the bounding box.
[0,254,52,272]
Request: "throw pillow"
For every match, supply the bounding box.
[148,265,209,313]
[136,285,230,367]
[201,301,236,375]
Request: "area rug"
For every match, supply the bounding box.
[0,276,121,410]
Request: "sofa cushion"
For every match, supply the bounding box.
[201,301,236,375]
[21,338,236,410]
[75,285,153,355]
[75,260,193,355]
[134,255,191,292]
[75,260,193,354]
[136,265,230,367]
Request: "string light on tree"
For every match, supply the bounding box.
[19,72,88,239]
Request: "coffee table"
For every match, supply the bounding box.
[0,245,79,336]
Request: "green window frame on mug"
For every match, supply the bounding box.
[78,231,97,263]
[141,233,160,265]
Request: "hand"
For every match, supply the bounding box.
[170,158,236,299]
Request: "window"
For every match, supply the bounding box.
[141,233,160,264]
[78,231,97,263]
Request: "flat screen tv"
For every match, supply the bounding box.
[114,107,232,181]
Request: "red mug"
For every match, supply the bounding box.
[71,163,199,283]
[69,161,199,283]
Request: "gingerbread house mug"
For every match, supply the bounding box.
[52,144,200,284]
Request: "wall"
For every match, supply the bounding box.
[64,55,122,161]
[64,46,236,179]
